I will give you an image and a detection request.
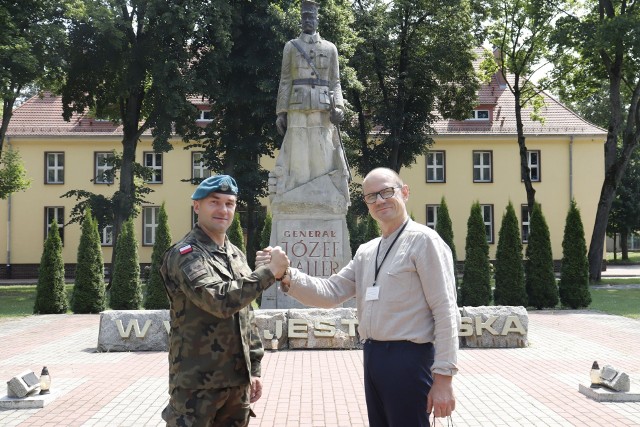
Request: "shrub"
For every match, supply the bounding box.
[71,208,106,313]
[525,203,559,309]
[109,218,142,309]
[364,214,381,241]
[460,202,491,306]
[260,211,272,249]
[494,202,527,306]
[228,212,246,252]
[145,203,171,309]
[435,197,458,282]
[559,200,591,308]
[34,220,68,314]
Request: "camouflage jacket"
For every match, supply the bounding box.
[160,225,275,390]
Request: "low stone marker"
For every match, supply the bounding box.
[6,370,39,398]
[96,306,529,352]
[97,310,169,352]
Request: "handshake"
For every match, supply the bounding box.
[256,246,291,285]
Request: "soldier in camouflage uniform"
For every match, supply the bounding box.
[160,175,289,427]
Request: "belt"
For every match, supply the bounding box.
[292,78,330,87]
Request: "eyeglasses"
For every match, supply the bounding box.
[363,186,401,204]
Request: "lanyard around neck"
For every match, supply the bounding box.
[373,220,409,286]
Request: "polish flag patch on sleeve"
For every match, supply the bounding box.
[179,245,193,255]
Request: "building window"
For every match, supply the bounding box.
[45,152,64,184]
[192,152,211,181]
[45,207,64,243]
[426,151,446,183]
[197,109,213,122]
[144,152,163,183]
[473,151,493,183]
[100,224,113,246]
[426,205,439,229]
[481,204,494,244]
[526,150,541,182]
[521,205,531,243]
[468,109,490,120]
[95,152,115,184]
[143,206,160,246]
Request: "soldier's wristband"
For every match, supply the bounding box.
[275,267,290,281]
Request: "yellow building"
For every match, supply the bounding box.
[0,70,606,279]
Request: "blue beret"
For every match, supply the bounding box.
[191,175,239,200]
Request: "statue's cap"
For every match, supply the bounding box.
[301,0,319,14]
[191,175,238,200]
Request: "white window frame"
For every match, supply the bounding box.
[95,152,114,184]
[426,205,439,229]
[468,109,490,120]
[144,152,163,184]
[197,109,213,122]
[527,150,541,182]
[473,151,493,183]
[45,152,64,184]
[45,206,64,243]
[426,151,446,183]
[143,206,160,246]
[480,204,494,244]
[521,205,531,243]
[101,224,113,246]
[192,152,211,181]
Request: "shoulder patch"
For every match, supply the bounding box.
[179,244,193,255]
[182,259,207,282]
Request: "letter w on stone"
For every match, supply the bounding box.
[115,319,152,338]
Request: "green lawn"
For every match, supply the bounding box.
[589,287,640,320]
[606,251,640,264]
[0,285,73,318]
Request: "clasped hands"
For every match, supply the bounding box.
[256,246,290,283]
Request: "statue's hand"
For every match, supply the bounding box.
[276,113,287,136]
[330,107,344,125]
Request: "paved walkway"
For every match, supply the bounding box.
[0,310,639,426]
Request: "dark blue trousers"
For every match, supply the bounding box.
[363,340,434,427]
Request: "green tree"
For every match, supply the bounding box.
[525,203,558,309]
[551,1,640,280]
[144,203,171,309]
[482,0,573,214]
[0,147,30,199]
[0,0,68,154]
[364,214,381,242]
[559,200,591,309]
[109,218,142,310]
[61,0,233,277]
[494,202,527,306]
[435,197,458,281]
[347,0,481,174]
[71,208,106,313]
[34,220,68,314]
[228,213,246,253]
[607,150,640,260]
[260,212,273,250]
[460,202,492,306]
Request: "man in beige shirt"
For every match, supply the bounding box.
[258,167,459,426]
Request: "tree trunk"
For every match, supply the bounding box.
[0,96,17,153]
[588,176,617,281]
[613,233,617,260]
[513,87,536,215]
[621,229,629,260]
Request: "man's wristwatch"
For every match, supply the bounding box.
[275,267,290,281]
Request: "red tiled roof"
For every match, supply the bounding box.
[6,92,213,137]
[432,48,606,136]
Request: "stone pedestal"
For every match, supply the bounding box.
[262,174,352,309]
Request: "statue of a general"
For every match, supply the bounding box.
[271,0,349,201]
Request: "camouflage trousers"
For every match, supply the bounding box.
[162,385,254,427]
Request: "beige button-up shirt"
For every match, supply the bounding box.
[287,219,460,376]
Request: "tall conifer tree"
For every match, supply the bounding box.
[435,197,457,282]
[34,220,68,314]
[494,202,527,306]
[72,208,106,313]
[228,213,246,253]
[559,200,591,308]
[145,203,171,309]
[460,202,491,306]
[109,218,142,309]
[525,203,558,309]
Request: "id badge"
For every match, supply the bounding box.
[365,286,380,301]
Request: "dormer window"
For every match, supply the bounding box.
[197,110,213,121]
[468,109,490,120]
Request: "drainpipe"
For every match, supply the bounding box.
[5,136,12,279]
[569,135,574,204]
